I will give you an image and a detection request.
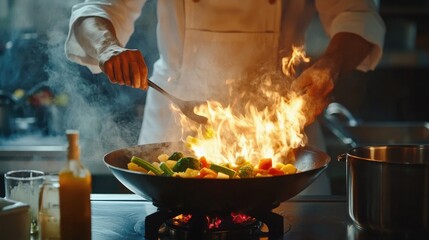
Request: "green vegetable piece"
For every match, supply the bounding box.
[172,157,201,172]
[238,164,254,178]
[210,163,236,178]
[159,162,174,176]
[131,156,163,175]
[168,152,184,161]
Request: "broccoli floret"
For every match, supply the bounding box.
[168,152,184,161]
[238,164,254,178]
[172,157,201,172]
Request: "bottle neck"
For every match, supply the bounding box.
[67,130,80,161]
[68,144,80,161]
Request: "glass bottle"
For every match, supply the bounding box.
[59,130,92,240]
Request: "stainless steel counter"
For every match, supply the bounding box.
[87,194,427,240]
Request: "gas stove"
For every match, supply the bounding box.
[137,209,286,240]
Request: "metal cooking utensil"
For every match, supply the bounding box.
[339,145,429,235]
[148,79,208,124]
[104,142,331,213]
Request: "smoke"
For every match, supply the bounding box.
[45,29,141,162]
[0,0,158,162]
[42,1,149,162]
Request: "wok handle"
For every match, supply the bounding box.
[337,153,347,162]
[324,102,358,125]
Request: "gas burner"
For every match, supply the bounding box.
[140,209,286,240]
[161,213,262,240]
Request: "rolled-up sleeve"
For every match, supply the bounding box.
[65,0,146,73]
[316,0,385,71]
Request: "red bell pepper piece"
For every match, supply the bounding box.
[258,158,272,170]
[198,167,217,178]
[268,167,284,176]
[199,156,210,169]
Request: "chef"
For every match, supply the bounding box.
[65,0,385,194]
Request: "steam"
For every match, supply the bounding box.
[42,1,143,162]
[0,0,155,162]
[46,32,141,162]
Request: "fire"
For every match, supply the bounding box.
[231,212,253,224]
[172,214,192,224]
[173,46,310,167]
[206,216,222,229]
[282,46,310,77]
[171,213,254,230]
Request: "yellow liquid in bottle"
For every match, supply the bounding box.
[59,167,92,240]
[59,130,91,240]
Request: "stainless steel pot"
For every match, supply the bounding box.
[338,145,429,236]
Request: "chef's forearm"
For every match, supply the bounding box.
[75,17,121,61]
[319,32,373,81]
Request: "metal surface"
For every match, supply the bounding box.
[91,195,351,240]
[343,123,429,146]
[103,142,330,213]
[90,194,429,240]
[0,135,66,161]
[321,102,429,147]
[341,145,429,235]
[148,80,208,124]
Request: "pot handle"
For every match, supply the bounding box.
[337,153,347,162]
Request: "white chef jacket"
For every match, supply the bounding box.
[65,0,384,143]
[65,0,385,195]
[66,0,384,73]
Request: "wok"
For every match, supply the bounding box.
[104,142,330,213]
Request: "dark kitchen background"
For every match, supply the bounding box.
[1,0,429,196]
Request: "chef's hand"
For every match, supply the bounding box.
[99,45,148,90]
[291,57,339,126]
[291,32,374,126]
[73,17,149,90]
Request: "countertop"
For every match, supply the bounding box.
[31,194,426,240]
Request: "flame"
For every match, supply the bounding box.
[282,46,310,77]
[231,212,253,224]
[172,214,192,224]
[172,213,253,229]
[173,46,310,167]
[206,216,222,229]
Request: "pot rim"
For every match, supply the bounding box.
[345,144,429,166]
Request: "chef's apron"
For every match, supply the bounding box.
[140,0,282,144]
[139,0,330,195]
